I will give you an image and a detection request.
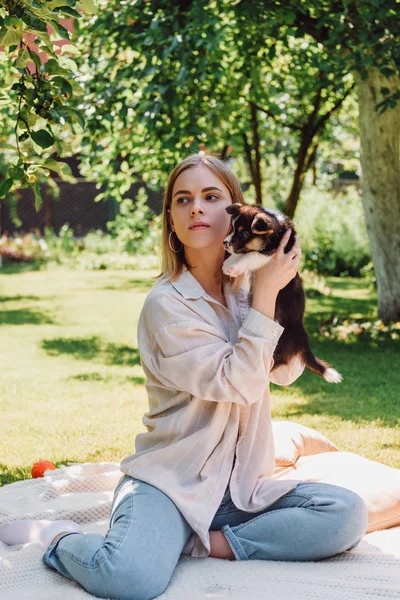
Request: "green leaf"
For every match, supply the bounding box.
[16,48,31,68]
[0,178,13,198]
[0,27,22,47]
[0,90,11,106]
[65,107,86,129]
[60,43,80,55]
[62,57,78,74]
[52,76,73,96]
[42,159,77,183]
[28,48,42,71]
[27,29,52,49]
[45,59,72,76]
[50,20,70,39]
[32,182,43,211]
[79,0,97,14]
[48,0,72,8]
[31,129,55,148]
[53,6,81,18]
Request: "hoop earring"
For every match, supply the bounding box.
[169,230,183,253]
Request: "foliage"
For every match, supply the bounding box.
[0,230,48,263]
[0,195,162,268]
[67,0,398,209]
[0,0,96,202]
[239,0,400,96]
[320,316,400,344]
[106,187,162,255]
[72,0,359,206]
[294,186,371,276]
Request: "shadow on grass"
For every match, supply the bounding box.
[41,336,141,367]
[69,372,145,385]
[99,277,155,293]
[0,308,55,325]
[328,278,376,291]
[0,295,42,303]
[273,342,400,428]
[306,295,377,319]
[0,263,42,276]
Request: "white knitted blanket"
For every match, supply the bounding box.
[0,462,399,600]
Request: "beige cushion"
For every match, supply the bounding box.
[273,451,400,533]
[272,420,339,467]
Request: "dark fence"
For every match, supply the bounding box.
[0,158,163,236]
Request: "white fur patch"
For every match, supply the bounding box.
[324,368,343,383]
[222,252,272,277]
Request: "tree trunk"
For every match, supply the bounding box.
[250,102,262,205]
[357,69,400,321]
[284,133,313,218]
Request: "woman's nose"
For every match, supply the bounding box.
[191,200,204,214]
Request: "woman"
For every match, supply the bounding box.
[0,153,368,600]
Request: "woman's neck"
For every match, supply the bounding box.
[184,246,226,300]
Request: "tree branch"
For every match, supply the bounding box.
[242,131,255,184]
[314,82,356,132]
[249,100,303,132]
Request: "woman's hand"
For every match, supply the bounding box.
[253,229,302,297]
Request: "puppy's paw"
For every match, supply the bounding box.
[324,368,342,384]
[223,264,246,277]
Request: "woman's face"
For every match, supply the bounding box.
[168,164,233,251]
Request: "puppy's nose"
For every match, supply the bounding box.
[223,240,230,247]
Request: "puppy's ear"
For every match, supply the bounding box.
[225,203,243,216]
[251,213,274,235]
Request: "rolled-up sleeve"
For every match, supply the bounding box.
[145,307,284,406]
[269,353,305,386]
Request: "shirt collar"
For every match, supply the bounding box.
[168,265,247,304]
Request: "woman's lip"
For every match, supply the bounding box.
[189,225,210,229]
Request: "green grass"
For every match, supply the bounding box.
[0,264,399,486]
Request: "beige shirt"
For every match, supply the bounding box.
[120,265,304,558]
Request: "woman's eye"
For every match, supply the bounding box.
[177,194,219,204]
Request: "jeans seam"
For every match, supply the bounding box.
[109,474,129,527]
[230,493,321,533]
[280,491,322,506]
[221,525,248,560]
[48,493,134,569]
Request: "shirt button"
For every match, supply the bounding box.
[272,330,278,337]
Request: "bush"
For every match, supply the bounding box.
[293,186,371,276]
[107,187,162,255]
[0,231,48,264]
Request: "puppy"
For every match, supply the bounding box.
[222,203,342,383]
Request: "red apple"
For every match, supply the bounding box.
[31,460,56,478]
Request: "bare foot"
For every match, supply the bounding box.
[50,531,70,546]
[209,531,235,560]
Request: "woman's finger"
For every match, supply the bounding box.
[292,246,302,266]
[277,229,292,254]
[292,234,300,249]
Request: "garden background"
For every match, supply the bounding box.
[0,0,399,485]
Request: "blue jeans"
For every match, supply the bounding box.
[43,474,368,600]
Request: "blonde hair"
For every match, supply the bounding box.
[153,153,246,288]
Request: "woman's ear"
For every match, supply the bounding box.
[167,208,174,230]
